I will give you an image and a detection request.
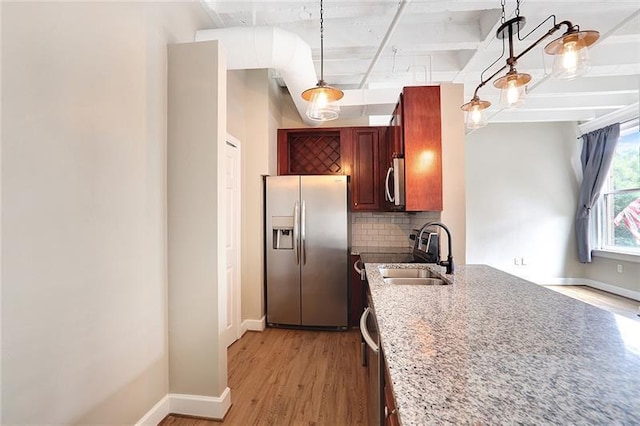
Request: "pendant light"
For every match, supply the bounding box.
[492,16,532,108]
[494,68,531,108]
[545,27,599,79]
[301,0,343,122]
[461,96,490,129]
[460,0,599,130]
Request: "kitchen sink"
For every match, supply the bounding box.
[378,268,439,279]
[383,277,446,285]
[378,267,449,285]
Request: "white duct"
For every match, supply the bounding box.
[195,26,319,126]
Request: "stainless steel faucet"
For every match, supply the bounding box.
[418,222,454,274]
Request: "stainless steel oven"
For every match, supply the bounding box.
[384,157,405,207]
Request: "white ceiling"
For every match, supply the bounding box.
[202,0,640,125]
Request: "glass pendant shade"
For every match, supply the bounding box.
[545,30,598,80]
[494,71,531,108]
[461,98,491,130]
[302,83,343,121]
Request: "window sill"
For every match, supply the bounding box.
[592,249,640,264]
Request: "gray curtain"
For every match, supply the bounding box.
[576,123,620,263]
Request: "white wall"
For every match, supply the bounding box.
[465,122,584,282]
[227,70,248,140]
[583,255,640,296]
[167,40,228,401]
[240,70,271,324]
[1,2,210,423]
[227,69,282,324]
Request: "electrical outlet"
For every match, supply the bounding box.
[514,258,520,266]
[521,257,527,266]
[617,264,623,273]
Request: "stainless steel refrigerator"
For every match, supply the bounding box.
[265,175,349,329]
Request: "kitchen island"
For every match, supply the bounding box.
[364,263,640,425]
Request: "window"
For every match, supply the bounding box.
[596,122,640,254]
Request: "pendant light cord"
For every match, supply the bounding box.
[320,0,325,83]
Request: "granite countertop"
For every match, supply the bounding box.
[364,263,640,425]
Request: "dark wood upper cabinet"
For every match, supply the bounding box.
[349,127,381,211]
[400,86,443,212]
[278,126,386,212]
[277,128,350,175]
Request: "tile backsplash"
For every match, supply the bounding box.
[351,211,440,248]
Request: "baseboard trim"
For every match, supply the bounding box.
[582,279,640,302]
[135,388,232,424]
[135,394,170,425]
[537,278,589,286]
[240,316,266,336]
[538,278,640,301]
[169,388,231,419]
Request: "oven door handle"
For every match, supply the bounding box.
[353,259,365,281]
[360,307,379,353]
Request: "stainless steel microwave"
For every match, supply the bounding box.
[384,157,405,207]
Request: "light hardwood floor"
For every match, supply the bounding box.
[160,327,368,426]
[161,286,639,426]
[544,285,640,321]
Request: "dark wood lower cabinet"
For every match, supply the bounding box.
[384,359,400,426]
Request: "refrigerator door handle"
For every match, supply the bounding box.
[360,307,379,353]
[294,201,300,265]
[385,166,394,202]
[301,200,307,265]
